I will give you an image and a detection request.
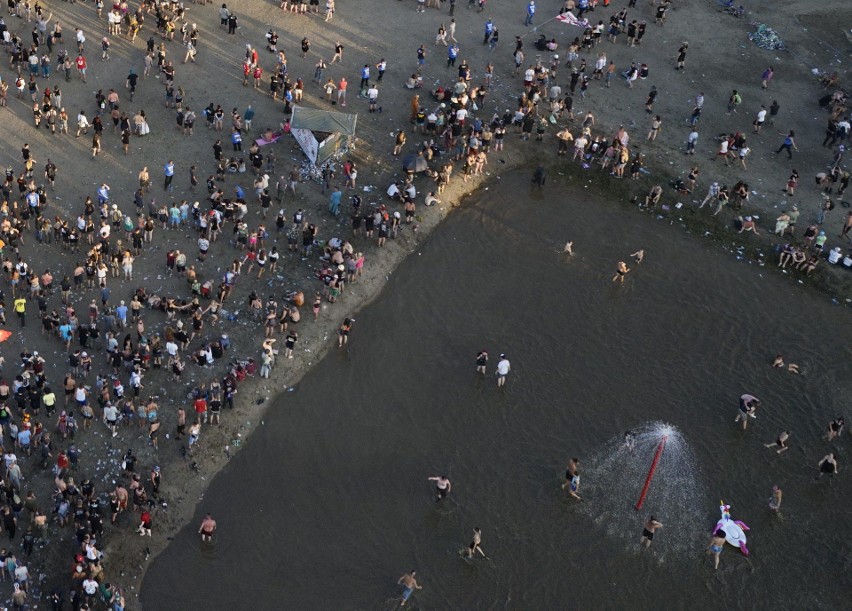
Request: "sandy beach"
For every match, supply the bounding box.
[0,0,849,607]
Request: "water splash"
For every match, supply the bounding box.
[580,421,708,560]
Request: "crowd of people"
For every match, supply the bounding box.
[0,0,846,607]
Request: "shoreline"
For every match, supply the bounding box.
[0,0,848,605]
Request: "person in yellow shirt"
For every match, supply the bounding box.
[13,296,26,327]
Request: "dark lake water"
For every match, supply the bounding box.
[142,171,851,610]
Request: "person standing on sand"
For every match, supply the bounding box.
[398,571,422,607]
[476,350,488,375]
[199,514,217,542]
[612,261,629,283]
[767,485,782,513]
[495,354,510,387]
[640,516,663,547]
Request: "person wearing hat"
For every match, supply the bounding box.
[785,205,799,237]
[495,354,511,387]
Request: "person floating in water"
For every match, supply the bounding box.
[764,430,790,454]
[463,527,486,558]
[640,516,663,548]
[397,571,422,607]
[816,453,839,480]
[563,241,574,256]
[495,354,510,387]
[630,249,645,264]
[735,394,760,430]
[708,530,726,570]
[767,485,782,513]
[475,350,488,375]
[532,165,546,187]
[772,354,799,374]
[825,417,844,442]
[428,475,452,502]
[612,261,630,283]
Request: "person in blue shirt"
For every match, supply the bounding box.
[525,1,535,26]
[232,129,242,151]
[328,187,342,215]
[97,183,110,204]
[116,301,128,328]
[164,160,175,191]
[359,64,370,89]
[447,44,459,68]
[243,104,254,131]
[483,19,493,45]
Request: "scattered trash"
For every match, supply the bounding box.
[749,24,785,50]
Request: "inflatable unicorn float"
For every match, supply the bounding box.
[715,501,750,555]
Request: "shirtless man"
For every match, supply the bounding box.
[114,485,129,522]
[630,249,644,264]
[640,516,663,547]
[563,241,574,256]
[768,485,782,512]
[826,417,844,442]
[562,458,582,500]
[708,530,726,569]
[735,394,760,430]
[771,354,799,373]
[463,527,486,558]
[428,475,451,502]
[764,430,790,454]
[816,453,839,479]
[198,514,217,542]
[398,571,422,607]
[475,351,488,375]
[612,261,629,283]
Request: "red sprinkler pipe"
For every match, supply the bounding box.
[635,435,668,511]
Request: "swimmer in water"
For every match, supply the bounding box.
[562,458,579,490]
[198,513,217,542]
[463,527,486,558]
[816,453,839,479]
[622,431,636,453]
[640,516,663,547]
[630,249,644,264]
[612,261,630,283]
[826,417,844,442]
[764,430,790,454]
[428,475,451,502]
[563,241,574,256]
[772,354,799,374]
[767,485,782,513]
[708,530,726,570]
[397,571,422,607]
[475,350,488,375]
[735,394,760,430]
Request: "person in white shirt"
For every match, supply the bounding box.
[425,192,441,207]
[103,403,119,437]
[753,106,767,134]
[496,354,511,387]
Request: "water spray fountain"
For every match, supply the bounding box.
[581,422,707,558]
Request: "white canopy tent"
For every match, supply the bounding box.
[289,106,357,166]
